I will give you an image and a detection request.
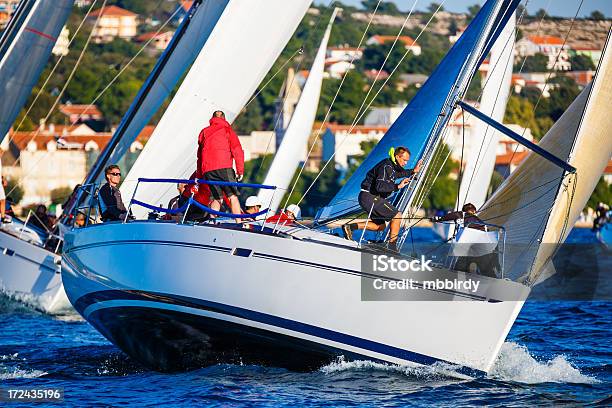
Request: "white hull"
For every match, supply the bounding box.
[0,227,71,314]
[62,221,529,374]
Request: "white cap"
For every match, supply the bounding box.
[286,204,301,220]
[245,196,262,208]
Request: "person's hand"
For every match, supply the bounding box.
[398,178,410,189]
[236,173,244,182]
[413,159,423,174]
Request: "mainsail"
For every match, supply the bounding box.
[0,0,74,143]
[479,31,612,283]
[121,0,312,214]
[258,8,338,212]
[86,0,230,184]
[457,12,515,209]
[316,0,519,222]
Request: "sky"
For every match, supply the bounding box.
[332,0,612,18]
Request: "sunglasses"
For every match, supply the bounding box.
[109,172,121,176]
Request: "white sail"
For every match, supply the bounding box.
[122,0,312,214]
[0,0,74,142]
[479,32,612,283]
[457,12,515,210]
[103,0,230,169]
[258,8,338,213]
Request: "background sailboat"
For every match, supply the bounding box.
[258,8,339,213]
[0,0,76,313]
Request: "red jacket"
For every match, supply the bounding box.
[197,116,244,177]
[266,211,294,226]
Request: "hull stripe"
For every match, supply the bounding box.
[74,289,484,377]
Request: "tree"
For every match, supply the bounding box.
[466,4,481,23]
[504,96,545,139]
[587,177,612,210]
[428,2,444,13]
[546,75,580,121]
[4,178,24,204]
[535,9,547,19]
[422,144,458,210]
[570,54,595,71]
[233,97,264,134]
[361,0,402,15]
[590,10,605,21]
[50,186,73,205]
[519,53,549,72]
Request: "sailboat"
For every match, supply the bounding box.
[258,9,339,213]
[0,0,75,313]
[0,0,252,312]
[60,1,546,375]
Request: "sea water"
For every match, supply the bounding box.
[0,229,610,407]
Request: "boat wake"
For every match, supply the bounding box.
[0,353,47,380]
[488,342,598,384]
[320,342,597,384]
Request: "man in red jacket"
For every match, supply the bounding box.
[197,110,245,216]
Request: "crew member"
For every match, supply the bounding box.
[99,164,130,222]
[432,203,486,231]
[342,147,422,251]
[0,175,6,223]
[197,110,244,216]
[244,196,263,216]
[267,204,301,226]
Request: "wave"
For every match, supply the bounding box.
[319,356,470,380]
[319,342,597,385]
[488,342,597,384]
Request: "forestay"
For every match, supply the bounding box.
[121,0,312,215]
[479,32,612,284]
[258,8,339,213]
[316,0,520,222]
[0,0,74,143]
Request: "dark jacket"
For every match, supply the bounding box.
[197,116,244,177]
[438,211,486,231]
[361,158,414,199]
[99,183,128,222]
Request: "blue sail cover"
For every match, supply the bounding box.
[316,0,518,221]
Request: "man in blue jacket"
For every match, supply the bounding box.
[342,146,421,251]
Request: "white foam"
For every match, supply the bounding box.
[0,366,47,379]
[488,342,598,384]
[0,353,20,361]
[319,356,468,380]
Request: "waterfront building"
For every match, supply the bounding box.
[88,5,138,43]
[515,35,571,71]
